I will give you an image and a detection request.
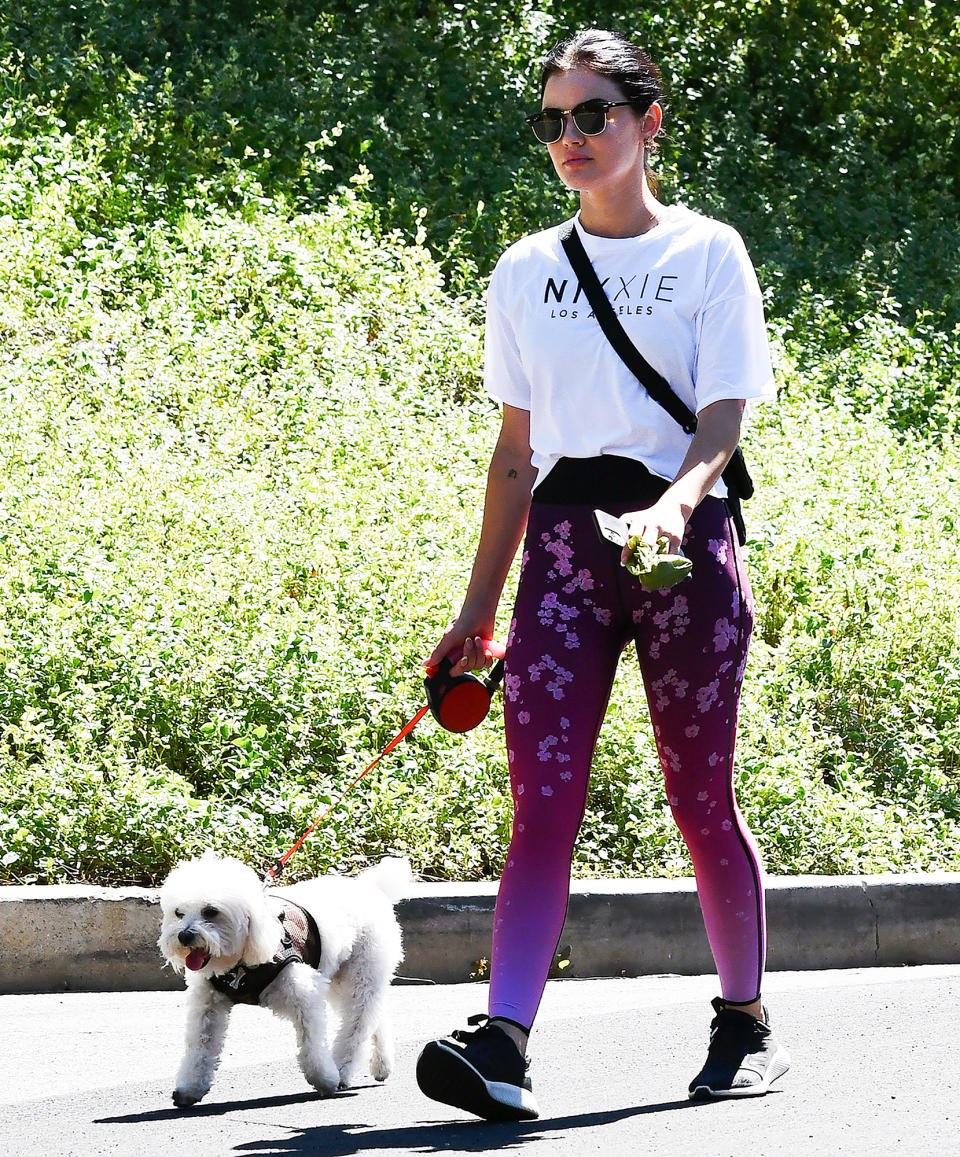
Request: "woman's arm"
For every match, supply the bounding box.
[426,403,536,674]
[621,398,745,559]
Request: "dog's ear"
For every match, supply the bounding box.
[242,890,282,965]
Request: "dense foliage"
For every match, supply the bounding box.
[1,2,958,885]
[3,1,958,322]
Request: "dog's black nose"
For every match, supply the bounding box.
[178,929,198,946]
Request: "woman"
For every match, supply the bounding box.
[415,28,789,1121]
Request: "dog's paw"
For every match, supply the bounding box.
[337,1064,357,1090]
[172,1089,202,1109]
[308,1078,340,1098]
[303,1062,341,1098]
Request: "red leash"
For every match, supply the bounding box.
[265,704,430,884]
[265,640,506,884]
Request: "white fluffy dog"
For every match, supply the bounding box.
[158,852,410,1107]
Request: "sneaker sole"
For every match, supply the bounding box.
[416,1040,540,1121]
[688,1046,791,1100]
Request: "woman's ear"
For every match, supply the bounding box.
[642,101,663,142]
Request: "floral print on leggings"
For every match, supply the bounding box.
[489,495,765,1030]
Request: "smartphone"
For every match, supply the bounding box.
[594,508,688,561]
[593,509,630,548]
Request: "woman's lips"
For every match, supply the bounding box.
[563,155,592,169]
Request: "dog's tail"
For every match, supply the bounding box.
[358,856,413,903]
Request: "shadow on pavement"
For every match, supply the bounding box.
[96,1089,335,1123]
[228,1101,699,1156]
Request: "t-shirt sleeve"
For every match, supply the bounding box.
[483,256,531,410]
[693,231,775,413]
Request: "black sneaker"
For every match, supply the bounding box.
[688,997,791,1099]
[416,1014,540,1121]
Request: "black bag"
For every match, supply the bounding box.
[558,220,754,545]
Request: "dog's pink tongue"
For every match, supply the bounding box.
[186,948,209,971]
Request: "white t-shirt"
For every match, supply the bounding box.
[483,205,775,497]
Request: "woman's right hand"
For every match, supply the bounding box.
[425,615,498,677]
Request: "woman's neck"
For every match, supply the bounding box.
[578,179,662,239]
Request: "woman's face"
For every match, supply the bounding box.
[540,67,651,195]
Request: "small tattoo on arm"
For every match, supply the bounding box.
[507,468,518,479]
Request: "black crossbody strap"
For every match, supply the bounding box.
[559,219,698,435]
[557,219,754,525]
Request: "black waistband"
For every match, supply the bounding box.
[531,455,670,506]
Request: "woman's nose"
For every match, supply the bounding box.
[561,113,585,143]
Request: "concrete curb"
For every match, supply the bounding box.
[1,873,959,995]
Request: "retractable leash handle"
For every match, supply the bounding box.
[424,640,506,733]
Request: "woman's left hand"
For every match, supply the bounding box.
[620,496,689,564]
[619,400,745,567]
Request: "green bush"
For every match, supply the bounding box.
[738,347,960,872]
[3,1,958,323]
[2,158,959,883]
[1,4,959,886]
[0,165,515,883]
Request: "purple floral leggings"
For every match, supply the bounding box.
[489,494,766,1029]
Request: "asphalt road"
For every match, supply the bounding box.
[2,965,958,1157]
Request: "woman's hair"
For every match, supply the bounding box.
[538,28,665,193]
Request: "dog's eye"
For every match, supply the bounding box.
[201,906,220,920]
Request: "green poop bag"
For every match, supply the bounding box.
[624,535,693,591]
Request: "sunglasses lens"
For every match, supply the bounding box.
[530,112,563,144]
[572,103,608,135]
[527,101,616,143]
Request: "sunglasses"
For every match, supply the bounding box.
[525,98,643,144]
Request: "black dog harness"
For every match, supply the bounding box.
[209,896,322,1006]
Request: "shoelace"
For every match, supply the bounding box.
[451,1013,492,1043]
[707,1009,768,1056]
[449,1014,532,1079]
